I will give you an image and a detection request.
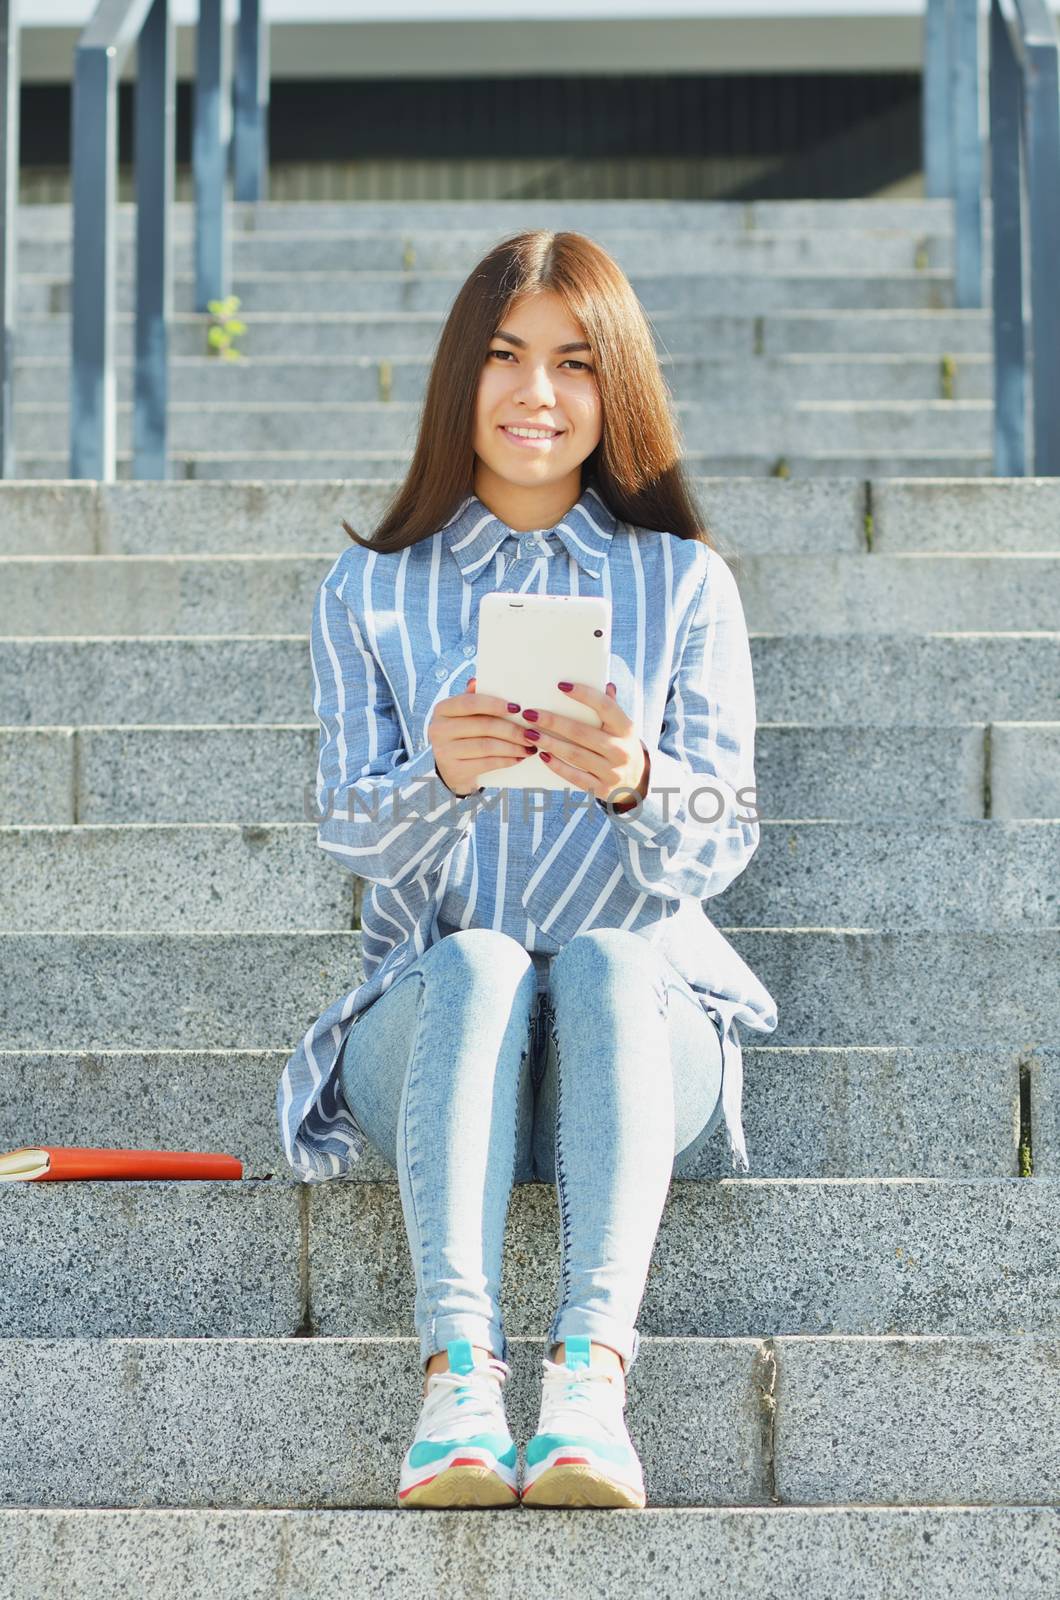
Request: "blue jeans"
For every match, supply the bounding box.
[336,926,725,1377]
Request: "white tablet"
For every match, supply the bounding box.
[473,591,612,790]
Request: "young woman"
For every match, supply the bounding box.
[276,228,778,1512]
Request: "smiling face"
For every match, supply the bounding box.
[472,289,604,525]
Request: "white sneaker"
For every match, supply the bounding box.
[521,1333,647,1508]
[397,1337,519,1508]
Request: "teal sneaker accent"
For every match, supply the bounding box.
[446,1337,493,1406]
[563,1335,591,1370]
[409,1435,517,1469]
[447,1338,476,1376]
[525,1431,631,1468]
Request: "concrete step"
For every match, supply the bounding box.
[1,634,1053,727]
[0,930,1055,1048]
[12,307,994,359]
[1,1505,1055,1599]
[0,823,354,930]
[11,399,994,456]
[15,229,961,278]
[725,820,1060,928]
[2,1176,1056,1339]
[4,477,1054,557]
[760,309,990,355]
[0,1334,1052,1509]
[3,1043,1045,1182]
[5,721,1056,826]
[755,721,1059,822]
[10,352,993,406]
[0,476,862,555]
[8,447,998,481]
[2,553,1053,636]
[870,478,1060,552]
[0,821,1055,933]
[16,196,973,234]
[20,270,958,319]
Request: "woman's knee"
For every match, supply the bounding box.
[416,928,538,1004]
[550,926,663,990]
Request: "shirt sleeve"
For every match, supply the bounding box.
[598,548,761,902]
[312,565,489,887]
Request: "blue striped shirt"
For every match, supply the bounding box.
[277,480,778,1182]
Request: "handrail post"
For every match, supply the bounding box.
[0,0,18,479]
[70,36,116,481]
[989,0,1025,475]
[951,0,984,307]
[194,0,230,311]
[924,0,954,197]
[1023,15,1060,474]
[133,0,174,480]
[923,0,983,308]
[68,0,235,481]
[234,0,268,202]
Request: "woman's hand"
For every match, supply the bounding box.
[510,679,650,811]
[428,678,539,796]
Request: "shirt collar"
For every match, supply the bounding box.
[440,482,619,582]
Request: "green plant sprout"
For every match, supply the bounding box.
[940,353,956,400]
[206,295,246,360]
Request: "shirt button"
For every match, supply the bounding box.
[434,666,447,680]
[462,643,474,657]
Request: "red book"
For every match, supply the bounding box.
[0,1146,243,1181]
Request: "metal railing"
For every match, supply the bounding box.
[0,0,18,479]
[73,0,269,480]
[923,0,985,308]
[0,0,268,482]
[234,0,269,202]
[70,0,177,481]
[924,0,1060,475]
[988,0,1060,475]
[190,0,228,350]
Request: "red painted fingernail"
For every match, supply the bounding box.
[540,752,552,762]
[507,702,520,712]
[523,709,539,721]
[557,681,573,691]
[524,728,540,741]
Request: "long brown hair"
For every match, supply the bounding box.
[341,229,716,554]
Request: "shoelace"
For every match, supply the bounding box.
[421,1357,512,1434]
[537,1358,623,1430]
